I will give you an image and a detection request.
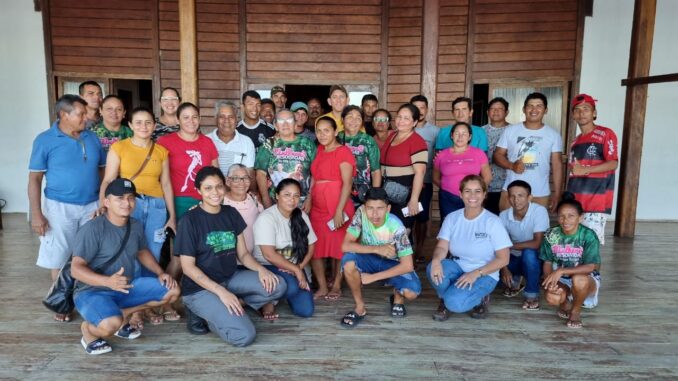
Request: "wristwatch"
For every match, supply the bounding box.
[477,269,484,277]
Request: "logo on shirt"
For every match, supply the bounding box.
[206,231,237,254]
[515,136,543,169]
[181,150,203,192]
[475,232,488,239]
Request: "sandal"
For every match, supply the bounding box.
[470,295,490,319]
[129,312,145,331]
[81,337,112,355]
[389,295,407,318]
[259,304,279,321]
[340,310,366,329]
[162,310,181,322]
[566,319,583,329]
[432,300,450,322]
[557,309,570,320]
[54,313,72,322]
[502,284,525,298]
[522,298,540,311]
[145,309,164,325]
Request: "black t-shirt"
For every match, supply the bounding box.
[237,120,275,149]
[174,205,247,296]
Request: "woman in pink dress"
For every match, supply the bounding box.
[310,116,356,300]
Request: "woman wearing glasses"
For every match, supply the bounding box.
[223,164,263,254]
[254,109,316,210]
[153,87,181,141]
[372,108,392,152]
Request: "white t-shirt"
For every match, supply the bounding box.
[497,123,563,197]
[499,202,550,256]
[207,130,256,175]
[252,205,317,265]
[437,209,512,281]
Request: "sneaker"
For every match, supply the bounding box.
[114,323,142,340]
[81,337,112,355]
[186,307,210,335]
[470,295,490,319]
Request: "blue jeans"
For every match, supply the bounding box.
[131,195,167,277]
[427,259,497,313]
[341,253,422,295]
[439,189,464,221]
[505,248,542,299]
[264,265,314,318]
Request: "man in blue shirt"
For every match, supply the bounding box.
[28,94,106,322]
[435,96,489,154]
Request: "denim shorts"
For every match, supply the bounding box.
[74,277,169,326]
[341,252,422,295]
[560,271,601,309]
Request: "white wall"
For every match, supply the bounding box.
[579,0,678,220]
[0,1,50,213]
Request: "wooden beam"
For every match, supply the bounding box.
[464,0,476,97]
[567,0,589,149]
[379,0,389,107]
[179,0,198,104]
[420,0,439,122]
[622,73,678,87]
[614,0,657,238]
[150,0,161,117]
[40,0,56,123]
[239,0,247,95]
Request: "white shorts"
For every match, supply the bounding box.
[560,272,601,309]
[582,213,608,245]
[36,198,98,269]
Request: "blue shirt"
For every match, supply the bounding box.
[28,122,105,205]
[434,124,489,153]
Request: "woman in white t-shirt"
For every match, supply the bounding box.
[427,175,512,320]
[223,164,263,253]
[253,178,317,320]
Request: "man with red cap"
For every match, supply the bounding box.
[566,94,618,244]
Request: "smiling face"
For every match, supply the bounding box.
[315,119,337,147]
[488,102,507,125]
[101,97,125,127]
[395,108,416,133]
[104,193,136,219]
[225,167,250,198]
[130,110,156,140]
[178,106,200,134]
[328,89,348,113]
[558,204,583,235]
[160,88,180,116]
[523,99,547,124]
[460,179,486,209]
[216,105,237,138]
[364,199,390,228]
[276,182,301,215]
[242,95,261,123]
[275,110,295,139]
[343,109,363,135]
[294,109,308,128]
[372,111,390,133]
[261,103,275,124]
[198,175,226,208]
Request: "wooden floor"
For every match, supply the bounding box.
[0,213,677,380]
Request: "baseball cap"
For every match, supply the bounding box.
[571,93,597,109]
[271,85,285,96]
[105,178,139,197]
[290,101,308,113]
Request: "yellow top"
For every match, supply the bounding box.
[316,111,365,133]
[110,138,169,198]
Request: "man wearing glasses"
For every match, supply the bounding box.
[207,100,256,186]
[28,94,106,322]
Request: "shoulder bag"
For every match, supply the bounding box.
[381,132,411,205]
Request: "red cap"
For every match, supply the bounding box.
[571,93,597,109]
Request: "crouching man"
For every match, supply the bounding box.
[72,178,180,355]
[340,188,421,328]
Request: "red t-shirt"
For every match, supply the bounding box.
[566,125,618,213]
[311,145,356,181]
[158,132,218,200]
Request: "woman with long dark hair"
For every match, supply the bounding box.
[252,179,317,319]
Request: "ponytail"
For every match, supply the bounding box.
[290,207,309,263]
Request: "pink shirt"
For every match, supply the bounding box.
[223,194,264,253]
[434,146,488,195]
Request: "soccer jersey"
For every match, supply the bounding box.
[339,132,381,186]
[346,206,413,259]
[254,136,316,200]
[91,122,133,154]
[540,225,601,270]
[237,119,275,149]
[566,125,618,214]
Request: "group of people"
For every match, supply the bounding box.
[28,81,617,354]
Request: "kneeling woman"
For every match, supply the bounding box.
[253,179,317,319]
[427,175,511,320]
[541,193,601,329]
[175,167,286,347]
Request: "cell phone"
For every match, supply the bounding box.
[327,213,350,231]
[401,202,423,216]
[164,227,176,239]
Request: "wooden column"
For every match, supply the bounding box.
[379,0,390,106]
[179,0,198,104]
[614,0,656,238]
[421,0,439,122]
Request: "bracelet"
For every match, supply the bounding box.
[477,269,484,277]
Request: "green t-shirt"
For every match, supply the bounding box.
[92,122,133,153]
[254,136,316,200]
[347,205,413,259]
[339,132,381,186]
[539,225,600,270]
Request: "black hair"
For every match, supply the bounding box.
[452,96,473,110]
[364,187,389,204]
[372,108,391,121]
[55,94,88,118]
[410,94,428,106]
[397,103,420,122]
[177,102,199,119]
[78,81,101,95]
[488,97,509,110]
[316,115,337,130]
[130,106,156,121]
[160,87,181,101]
[242,90,261,103]
[557,192,583,215]
[261,98,276,112]
[361,94,378,105]
[101,94,124,108]
[506,180,532,195]
[450,121,473,143]
[341,105,363,120]
[194,166,225,190]
[275,179,309,263]
[524,92,548,109]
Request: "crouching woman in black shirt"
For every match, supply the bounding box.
[175,166,286,346]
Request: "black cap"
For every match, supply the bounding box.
[105,178,139,197]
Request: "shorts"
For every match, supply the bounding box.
[582,213,608,245]
[74,277,170,326]
[341,252,421,295]
[36,198,98,269]
[559,271,601,309]
[415,183,433,223]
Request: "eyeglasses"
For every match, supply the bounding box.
[276,117,295,125]
[373,117,389,122]
[161,97,179,101]
[228,176,251,183]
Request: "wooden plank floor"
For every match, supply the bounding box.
[1,213,677,380]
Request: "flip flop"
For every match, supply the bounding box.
[389,295,407,317]
[162,310,181,322]
[54,313,71,322]
[325,291,341,301]
[566,319,583,329]
[557,309,570,320]
[340,311,366,329]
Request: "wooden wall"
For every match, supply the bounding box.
[386,0,422,112]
